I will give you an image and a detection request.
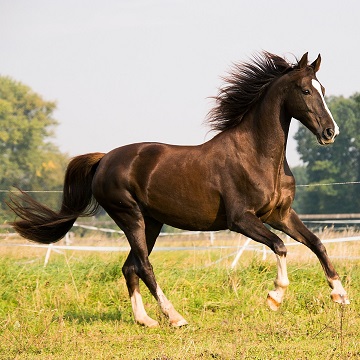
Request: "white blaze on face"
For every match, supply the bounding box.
[311,79,340,136]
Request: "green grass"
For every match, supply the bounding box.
[0,244,359,359]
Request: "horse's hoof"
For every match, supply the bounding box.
[136,317,159,328]
[171,318,188,327]
[147,320,160,328]
[266,292,281,311]
[331,293,350,305]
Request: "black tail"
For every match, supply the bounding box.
[7,152,106,244]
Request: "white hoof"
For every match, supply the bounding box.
[136,316,159,328]
[171,318,188,327]
[331,292,350,305]
[267,291,282,311]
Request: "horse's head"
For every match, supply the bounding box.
[285,52,339,145]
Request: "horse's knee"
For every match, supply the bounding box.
[273,241,287,257]
[315,241,327,255]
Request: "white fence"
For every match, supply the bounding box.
[1,222,360,268]
[2,182,360,266]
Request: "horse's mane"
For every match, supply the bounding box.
[207,52,297,132]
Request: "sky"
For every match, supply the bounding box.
[1,0,359,166]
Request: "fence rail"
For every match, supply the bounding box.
[300,213,360,220]
[1,230,360,267]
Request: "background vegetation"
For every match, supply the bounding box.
[292,94,360,214]
[0,76,67,220]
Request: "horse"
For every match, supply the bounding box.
[8,52,349,327]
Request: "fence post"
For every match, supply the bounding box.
[44,243,53,267]
[231,237,251,269]
[210,232,215,245]
[262,245,267,260]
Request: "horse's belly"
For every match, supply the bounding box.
[145,191,227,231]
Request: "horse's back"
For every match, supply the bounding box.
[92,142,227,230]
[92,142,169,197]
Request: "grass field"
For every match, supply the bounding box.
[0,230,359,359]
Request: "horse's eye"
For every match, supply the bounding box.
[302,89,310,95]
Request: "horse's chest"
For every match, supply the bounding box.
[257,177,294,222]
[255,181,284,217]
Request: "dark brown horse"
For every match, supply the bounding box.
[8,52,349,327]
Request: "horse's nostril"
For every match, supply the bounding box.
[323,128,335,140]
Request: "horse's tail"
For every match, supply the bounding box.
[7,152,106,244]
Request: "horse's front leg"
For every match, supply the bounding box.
[268,209,350,305]
[267,254,290,311]
[230,211,290,310]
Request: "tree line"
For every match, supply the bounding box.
[0,76,359,222]
[292,93,360,214]
[0,76,67,221]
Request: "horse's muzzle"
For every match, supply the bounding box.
[318,127,338,145]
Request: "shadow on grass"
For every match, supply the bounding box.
[63,309,133,324]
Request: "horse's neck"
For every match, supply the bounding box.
[219,94,291,169]
[251,103,291,158]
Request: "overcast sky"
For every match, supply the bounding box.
[1,0,359,166]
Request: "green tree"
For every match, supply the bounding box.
[291,165,307,213]
[0,76,68,221]
[294,93,360,214]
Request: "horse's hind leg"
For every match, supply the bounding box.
[122,249,159,327]
[119,214,187,327]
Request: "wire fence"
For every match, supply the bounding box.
[296,181,360,187]
[1,181,360,267]
[1,180,360,193]
[1,229,360,268]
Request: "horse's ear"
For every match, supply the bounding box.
[298,52,308,69]
[310,54,321,73]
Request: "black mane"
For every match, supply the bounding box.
[207,52,296,132]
